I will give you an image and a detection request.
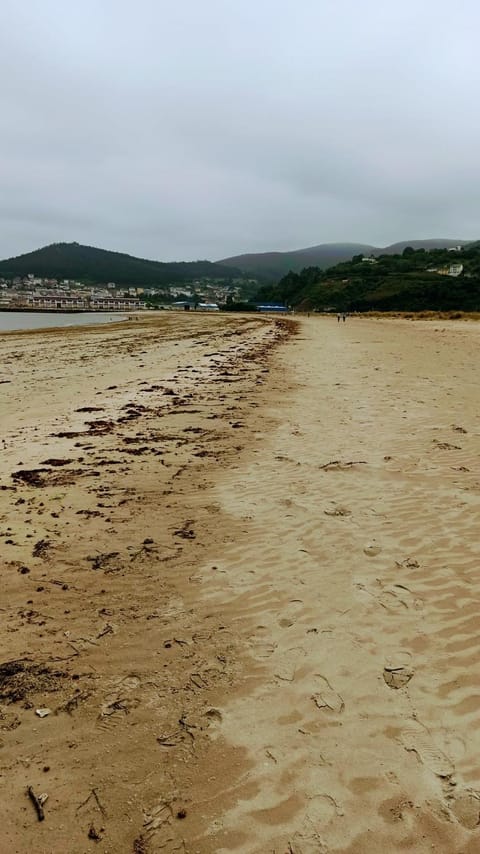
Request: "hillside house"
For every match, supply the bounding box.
[448,263,463,277]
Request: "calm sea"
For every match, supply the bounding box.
[0,311,127,333]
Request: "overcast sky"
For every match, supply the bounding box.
[1,0,480,261]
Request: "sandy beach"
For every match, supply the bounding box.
[1,312,480,853]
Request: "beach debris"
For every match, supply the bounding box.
[157,715,197,749]
[174,521,196,540]
[88,824,102,840]
[12,468,50,487]
[0,659,67,703]
[87,824,104,842]
[320,460,367,471]
[85,419,116,435]
[86,552,120,571]
[76,508,102,518]
[13,467,85,488]
[57,691,92,715]
[35,707,52,718]
[76,788,106,818]
[433,440,461,451]
[27,786,47,821]
[395,557,419,569]
[75,789,106,828]
[324,505,351,517]
[32,538,51,558]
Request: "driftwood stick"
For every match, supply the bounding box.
[27,786,45,821]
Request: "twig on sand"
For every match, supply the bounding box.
[320,460,367,471]
[76,788,106,817]
[27,786,46,821]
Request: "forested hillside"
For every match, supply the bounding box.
[256,244,480,312]
[0,242,241,286]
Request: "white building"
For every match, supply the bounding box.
[90,297,142,310]
[448,263,463,277]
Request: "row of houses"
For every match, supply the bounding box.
[20,294,143,310]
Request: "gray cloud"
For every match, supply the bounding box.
[1,0,479,261]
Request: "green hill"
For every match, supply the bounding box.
[219,239,468,282]
[256,243,480,312]
[0,242,241,287]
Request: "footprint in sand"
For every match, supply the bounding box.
[378,583,423,612]
[97,674,141,730]
[97,696,139,730]
[204,707,223,723]
[311,675,345,714]
[449,787,480,829]
[289,793,342,853]
[364,541,382,557]
[278,599,305,628]
[247,626,277,660]
[273,647,306,682]
[142,801,182,849]
[203,707,224,739]
[116,674,141,691]
[287,834,328,854]
[383,651,414,690]
[401,718,454,779]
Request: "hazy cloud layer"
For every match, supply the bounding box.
[1,0,479,261]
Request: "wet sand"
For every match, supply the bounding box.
[1,313,480,853]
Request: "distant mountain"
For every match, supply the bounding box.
[219,239,468,281]
[0,242,241,287]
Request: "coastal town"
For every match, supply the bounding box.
[0,272,254,312]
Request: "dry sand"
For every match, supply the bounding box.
[0,312,479,853]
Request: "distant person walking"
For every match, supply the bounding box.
[337,313,341,323]
[342,312,347,322]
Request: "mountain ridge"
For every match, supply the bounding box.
[219,239,468,280]
[0,242,241,287]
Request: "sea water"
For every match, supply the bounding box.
[0,311,127,333]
